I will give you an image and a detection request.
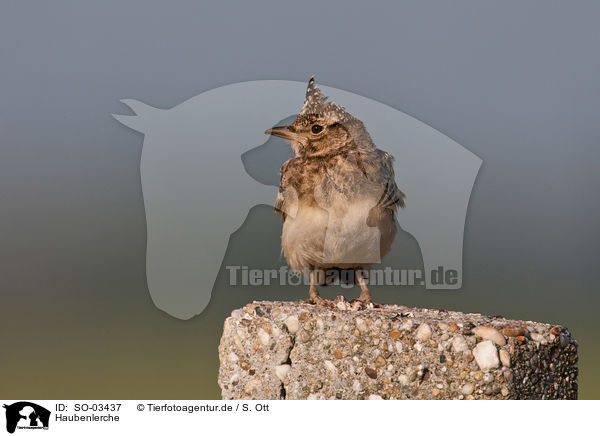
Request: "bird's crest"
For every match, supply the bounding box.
[300,76,328,113]
[298,77,353,123]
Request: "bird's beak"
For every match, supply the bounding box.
[265,125,299,141]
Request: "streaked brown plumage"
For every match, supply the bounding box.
[265,77,405,306]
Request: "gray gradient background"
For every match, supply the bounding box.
[1,1,598,399]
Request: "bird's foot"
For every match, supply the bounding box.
[350,297,382,309]
[305,296,333,307]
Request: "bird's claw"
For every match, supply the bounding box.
[349,298,382,309]
[305,297,333,307]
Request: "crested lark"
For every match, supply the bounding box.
[265,77,405,306]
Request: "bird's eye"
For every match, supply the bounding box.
[311,124,323,134]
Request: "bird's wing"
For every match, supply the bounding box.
[275,159,297,220]
[373,151,405,211]
[274,184,286,217]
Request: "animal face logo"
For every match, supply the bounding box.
[3,402,50,433]
[113,80,481,320]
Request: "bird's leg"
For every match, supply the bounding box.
[357,273,373,303]
[306,270,329,306]
[356,272,381,307]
